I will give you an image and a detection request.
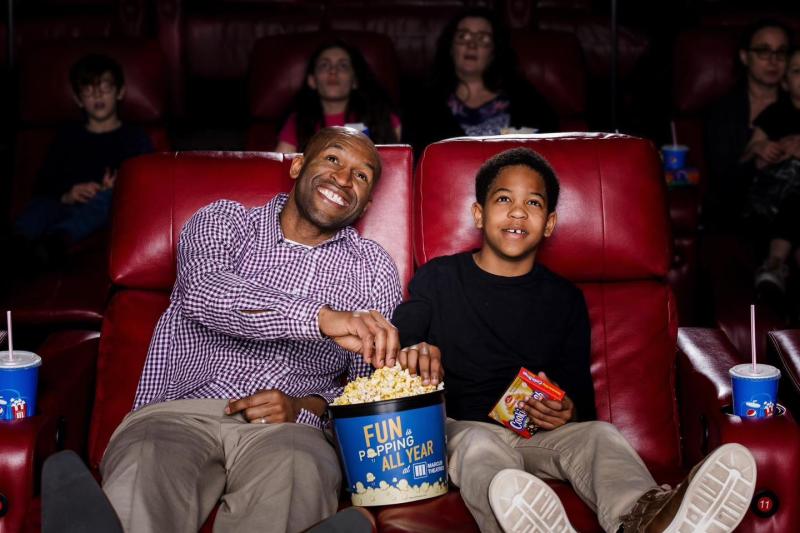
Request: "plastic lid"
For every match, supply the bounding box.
[729,363,781,380]
[0,350,42,369]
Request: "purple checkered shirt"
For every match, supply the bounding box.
[133,193,402,429]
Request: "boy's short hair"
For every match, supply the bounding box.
[475,148,560,212]
[739,19,792,52]
[69,54,124,96]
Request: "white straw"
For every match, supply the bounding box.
[750,305,757,373]
[670,121,678,148]
[6,310,13,362]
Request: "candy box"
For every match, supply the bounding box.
[488,367,565,438]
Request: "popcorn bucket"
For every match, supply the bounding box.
[329,390,448,506]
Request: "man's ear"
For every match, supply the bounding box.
[739,49,748,66]
[471,202,484,229]
[358,199,372,219]
[289,156,305,180]
[307,74,317,91]
[544,211,557,238]
[116,85,127,101]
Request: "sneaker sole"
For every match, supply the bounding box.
[489,469,576,533]
[663,443,757,533]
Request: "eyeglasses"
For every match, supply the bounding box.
[314,61,353,75]
[79,79,116,97]
[749,47,789,61]
[454,30,493,48]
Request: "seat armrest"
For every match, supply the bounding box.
[767,330,800,399]
[677,327,800,531]
[0,416,54,533]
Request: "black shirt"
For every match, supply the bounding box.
[754,96,800,140]
[391,252,596,424]
[35,122,154,198]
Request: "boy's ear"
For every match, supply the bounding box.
[544,211,557,238]
[116,85,127,101]
[471,202,484,229]
[289,156,305,180]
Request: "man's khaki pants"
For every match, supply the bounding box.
[101,399,340,533]
[447,419,658,533]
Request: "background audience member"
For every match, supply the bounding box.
[274,40,400,153]
[742,47,800,294]
[405,8,558,154]
[12,53,153,266]
[704,19,792,226]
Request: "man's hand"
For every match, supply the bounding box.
[520,372,574,430]
[318,307,400,368]
[398,342,443,386]
[225,389,314,423]
[61,181,100,204]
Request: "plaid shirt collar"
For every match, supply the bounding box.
[267,193,361,255]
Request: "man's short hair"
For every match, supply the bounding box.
[475,148,560,213]
[739,19,793,52]
[69,54,125,96]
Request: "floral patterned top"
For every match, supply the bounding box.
[448,93,511,136]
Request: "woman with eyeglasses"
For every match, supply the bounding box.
[405,8,557,154]
[275,40,400,153]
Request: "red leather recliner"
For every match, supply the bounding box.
[246,31,401,151]
[0,145,413,533]
[767,330,800,416]
[4,38,170,329]
[374,134,800,533]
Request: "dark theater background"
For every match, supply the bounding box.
[1,1,800,532]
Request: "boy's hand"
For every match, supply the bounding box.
[520,372,574,430]
[318,307,400,368]
[225,389,326,423]
[101,168,118,190]
[398,342,443,386]
[61,181,100,204]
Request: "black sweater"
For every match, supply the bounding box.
[391,252,596,424]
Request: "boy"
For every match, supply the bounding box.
[392,148,757,533]
[13,53,153,263]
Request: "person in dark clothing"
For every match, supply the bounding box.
[704,19,791,226]
[404,8,558,154]
[13,54,153,261]
[391,148,756,533]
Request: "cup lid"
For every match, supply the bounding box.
[729,363,780,379]
[0,350,42,369]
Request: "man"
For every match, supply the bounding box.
[101,127,408,532]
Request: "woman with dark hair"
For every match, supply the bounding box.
[405,8,557,153]
[275,40,400,153]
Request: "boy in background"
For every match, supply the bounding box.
[392,148,756,533]
[13,53,153,264]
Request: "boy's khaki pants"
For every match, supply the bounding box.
[100,399,340,533]
[447,419,658,533]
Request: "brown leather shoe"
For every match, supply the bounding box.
[619,443,756,532]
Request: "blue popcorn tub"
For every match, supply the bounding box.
[329,390,448,506]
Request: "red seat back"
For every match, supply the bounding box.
[246,30,400,151]
[11,38,170,217]
[88,145,414,471]
[414,134,681,476]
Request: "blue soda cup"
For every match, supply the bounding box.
[662,144,689,171]
[729,363,780,419]
[0,350,42,420]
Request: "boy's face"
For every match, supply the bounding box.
[472,165,557,263]
[785,52,800,99]
[74,71,125,123]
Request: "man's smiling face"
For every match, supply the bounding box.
[289,128,381,232]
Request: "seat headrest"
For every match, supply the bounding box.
[111,146,413,292]
[248,31,400,121]
[673,29,739,114]
[414,133,671,282]
[19,38,168,124]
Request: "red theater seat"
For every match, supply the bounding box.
[0,146,413,532]
[767,330,800,417]
[373,134,800,532]
[3,38,170,328]
[246,31,401,151]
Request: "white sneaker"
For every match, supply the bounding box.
[489,469,576,533]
